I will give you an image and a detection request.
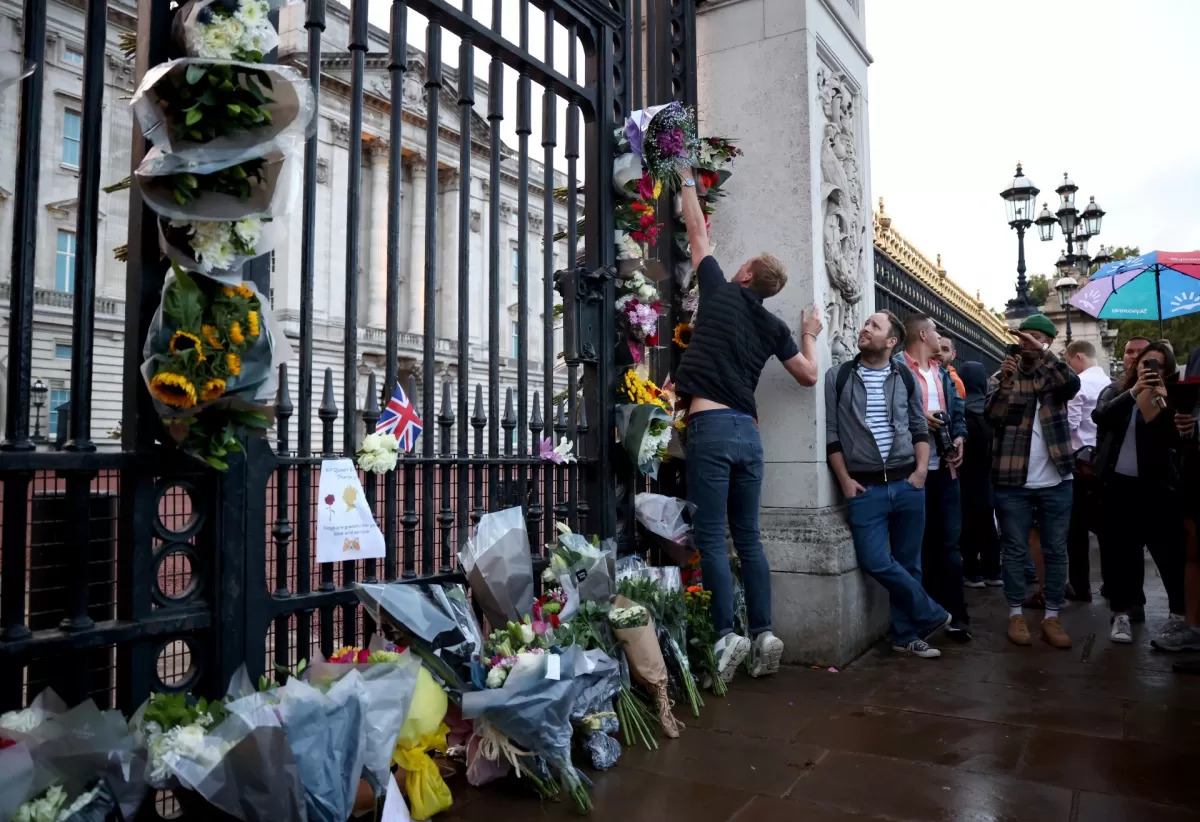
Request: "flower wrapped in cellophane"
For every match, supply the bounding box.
[172,0,278,60]
[159,216,282,280]
[461,646,603,814]
[615,402,672,479]
[543,521,616,622]
[458,506,536,635]
[0,689,148,821]
[389,663,452,820]
[9,777,124,822]
[355,431,400,474]
[141,265,291,470]
[634,492,695,567]
[624,102,699,192]
[618,576,702,718]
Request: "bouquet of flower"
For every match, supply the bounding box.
[141,267,289,470]
[9,778,122,822]
[136,148,297,224]
[617,577,702,718]
[615,402,672,479]
[390,663,453,820]
[614,171,662,247]
[626,102,699,192]
[696,135,743,170]
[685,586,727,696]
[482,616,561,690]
[458,506,536,635]
[609,596,683,738]
[356,431,400,474]
[618,369,671,412]
[160,215,279,278]
[543,522,616,621]
[616,230,643,261]
[174,0,278,60]
[461,646,597,813]
[354,582,485,693]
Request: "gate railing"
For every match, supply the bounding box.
[1,0,634,733]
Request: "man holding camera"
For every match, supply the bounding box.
[987,314,1081,649]
[904,314,971,641]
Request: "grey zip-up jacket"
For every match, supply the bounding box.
[824,354,930,484]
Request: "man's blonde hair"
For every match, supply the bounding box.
[749,253,788,298]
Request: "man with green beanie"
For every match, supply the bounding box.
[986,313,1081,649]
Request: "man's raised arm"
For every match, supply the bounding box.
[679,169,711,270]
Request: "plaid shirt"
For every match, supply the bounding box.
[985,352,1081,488]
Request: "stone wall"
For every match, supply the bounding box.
[696,0,888,665]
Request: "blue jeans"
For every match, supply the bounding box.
[845,479,949,645]
[686,410,771,638]
[994,482,1073,609]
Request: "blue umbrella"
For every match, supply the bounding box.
[1070,250,1200,337]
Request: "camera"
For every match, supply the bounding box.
[931,411,954,459]
[1006,343,1022,359]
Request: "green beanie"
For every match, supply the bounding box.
[1019,313,1058,339]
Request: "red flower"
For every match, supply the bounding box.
[651,301,663,313]
[636,172,656,201]
[550,613,560,629]
[357,648,370,663]
[638,213,656,229]
[699,169,720,189]
[631,231,646,242]
[0,738,15,751]
[647,333,659,346]
[630,201,650,214]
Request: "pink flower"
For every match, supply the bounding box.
[658,128,685,157]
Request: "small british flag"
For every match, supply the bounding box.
[376,382,423,452]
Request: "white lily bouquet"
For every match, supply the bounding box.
[355,432,400,474]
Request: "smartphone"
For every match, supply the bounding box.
[1144,360,1162,382]
[1006,343,1021,358]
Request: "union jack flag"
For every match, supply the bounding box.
[376,382,423,452]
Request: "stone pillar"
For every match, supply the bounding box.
[697,0,886,666]
[438,167,461,342]
[407,156,428,334]
[368,139,390,329]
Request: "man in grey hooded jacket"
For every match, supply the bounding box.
[825,310,951,658]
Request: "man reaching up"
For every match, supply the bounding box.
[673,168,823,682]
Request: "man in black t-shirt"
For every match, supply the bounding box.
[674,168,823,683]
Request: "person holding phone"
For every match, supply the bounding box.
[987,314,1080,650]
[1157,361,1200,654]
[1092,341,1187,646]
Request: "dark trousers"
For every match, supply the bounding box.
[1067,473,1093,594]
[1098,474,1186,614]
[921,465,968,624]
[961,489,1001,581]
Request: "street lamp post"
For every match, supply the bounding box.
[1033,171,1106,307]
[1055,274,1078,344]
[31,378,47,442]
[1000,164,1041,319]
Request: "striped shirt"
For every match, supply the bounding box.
[859,364,893,461]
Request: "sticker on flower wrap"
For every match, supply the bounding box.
[316,458,385,564]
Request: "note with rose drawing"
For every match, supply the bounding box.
[316,458,385,563]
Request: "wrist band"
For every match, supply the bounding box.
[803,332,818,341]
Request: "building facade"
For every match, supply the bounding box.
[0,0,568,452]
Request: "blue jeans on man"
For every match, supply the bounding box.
[994,482,1073,609]
[846,479,949,645]
[922,466,968,627]
[686,411,772,638]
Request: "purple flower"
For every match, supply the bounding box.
[658,128,685,157]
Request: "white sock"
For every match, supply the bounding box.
[1009,605,1023,618]
[1045,608,1059,620]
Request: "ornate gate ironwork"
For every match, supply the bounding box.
[0,0,683,770]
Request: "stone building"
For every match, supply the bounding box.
[0,0,568,452]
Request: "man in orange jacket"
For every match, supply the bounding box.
[937,331,967,399]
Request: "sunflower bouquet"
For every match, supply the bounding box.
[141,264,288,469]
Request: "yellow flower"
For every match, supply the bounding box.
[168,330,205,361]
[149,372,197,409]
[222,286,236,298]
[199,378,226,401]
[672,322,693,349]
[236,283,255,299]
[229,321,245,344]
[226,352,242,376]
[652,179,662,199]
[201,324,223,350]
[247,311,260,338]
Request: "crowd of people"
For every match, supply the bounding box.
[670,168,1199,680]
[827,314,1200,659]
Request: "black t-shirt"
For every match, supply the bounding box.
[674,256,798,419]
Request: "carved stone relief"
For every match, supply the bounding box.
[315,157,329,185]
[817,67,866,366]
[329,118,351,146]
[470,210,481,233]
[402,70,425,110]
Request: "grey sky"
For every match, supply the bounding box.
[867,1,1200,312]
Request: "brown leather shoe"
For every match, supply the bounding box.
[1041,617,1072,649]
[1008,615,1032,646]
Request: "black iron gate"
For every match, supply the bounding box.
[1,0,698,729]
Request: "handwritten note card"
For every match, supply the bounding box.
[316,458,385,564]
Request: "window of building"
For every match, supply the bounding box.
[511,249,520,286]
[62,109,81,166]
[512,322,520,358]
[55,344,72,360]
[49,389,70,437]
[55,230,76,292]
[63,47,84,67]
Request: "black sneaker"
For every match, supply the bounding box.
[946,619,972,643]
[919,613,953,641]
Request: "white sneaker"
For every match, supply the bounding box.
[1111,614,1133,644]
[891,639,941,659]
[713,634,751,684]
[749,631,785,678]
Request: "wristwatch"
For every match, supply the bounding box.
[1040,342,1050,353]
[682,177,696,187]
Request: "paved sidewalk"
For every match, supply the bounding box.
[442,560,1200,821]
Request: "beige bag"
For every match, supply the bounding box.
[611,595,683,737]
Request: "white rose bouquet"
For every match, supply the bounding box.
[355,431,400,474]
[175,0,278,60]
[161,216,276,277]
